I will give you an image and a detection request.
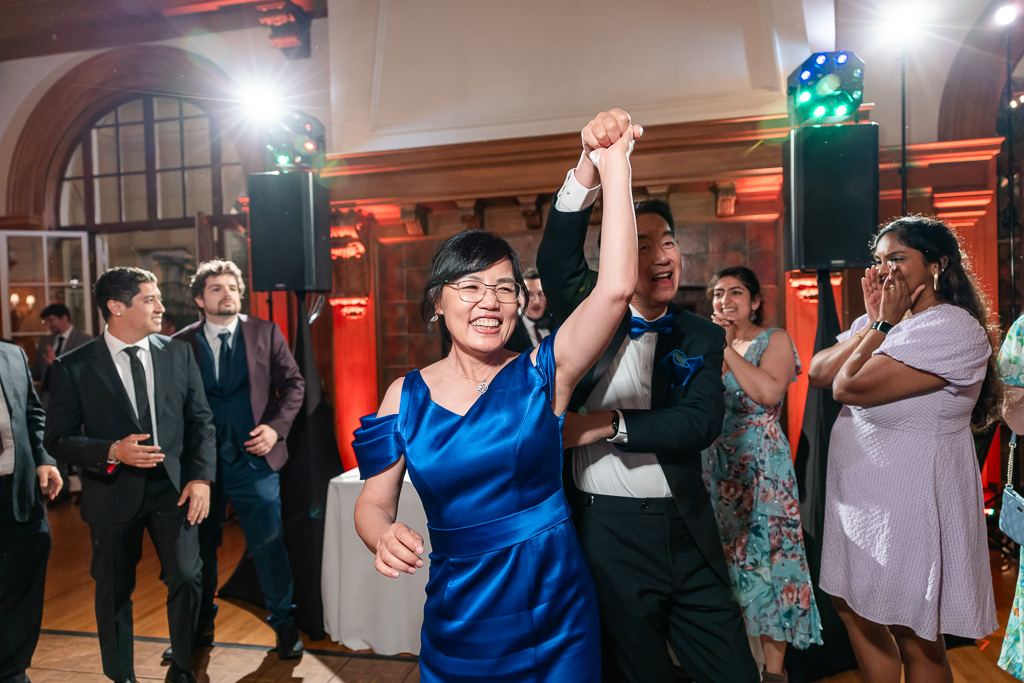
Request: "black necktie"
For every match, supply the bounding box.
[218,331,231,384]
[123,346,153,444]
[41,336,66,391]
[54,335,65,358]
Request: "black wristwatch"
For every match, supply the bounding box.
[870,320,895,335]
[610,411,620,436]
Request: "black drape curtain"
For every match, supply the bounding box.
[784,270,858,682]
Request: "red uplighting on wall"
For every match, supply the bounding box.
[328,296,369,318]
[789,274,843,302]
[331,243,366,259]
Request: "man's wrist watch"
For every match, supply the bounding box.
[610,411,620,436]
[870,320,895,335]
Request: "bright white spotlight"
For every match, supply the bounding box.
[237,84,282,124]
[881,2,931,43]
[996,4,1019,26]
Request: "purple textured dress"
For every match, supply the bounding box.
[820,304,997,640]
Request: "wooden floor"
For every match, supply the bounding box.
[28,498,1020,682]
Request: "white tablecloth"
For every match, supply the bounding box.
[321,469,430,655]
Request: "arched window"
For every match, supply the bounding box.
[58,95,245,230]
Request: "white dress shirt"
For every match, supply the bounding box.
[203,317,240,379]
[521,316,550,348]
[104,329,159,448]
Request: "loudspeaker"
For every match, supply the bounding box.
[248,171,331,292]
[783,123,879,271]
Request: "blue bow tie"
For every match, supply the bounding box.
[629,314,674,339]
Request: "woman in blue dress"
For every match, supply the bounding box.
[352,111,641,682]
[702,266,822,683]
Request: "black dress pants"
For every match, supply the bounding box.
[574,493,759,683]
[0,476,51,682]
[88,473,201,680]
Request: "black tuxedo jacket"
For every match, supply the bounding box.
[173,315,305,472]
[537,199,730,582]
[43,334,217,525]
[1,342,55,523]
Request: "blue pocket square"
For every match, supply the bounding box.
[659,351,704,387]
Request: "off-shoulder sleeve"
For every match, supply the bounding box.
[351,412,403,479]
[999,314,1024,387]
[836,313,871,343]
[874,305,990,387]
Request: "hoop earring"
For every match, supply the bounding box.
[430,314,439,323]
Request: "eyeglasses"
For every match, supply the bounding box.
[446,280,523,304]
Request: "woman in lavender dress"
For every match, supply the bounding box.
[808,216,1001,683]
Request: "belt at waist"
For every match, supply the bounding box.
[574,490,677,514]
[428,488,570,558]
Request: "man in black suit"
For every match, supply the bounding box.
[0,342,62,683]
[44,267,216,683]
[505,267,556,352]
[537,109,758,683]
[172,260,305,660]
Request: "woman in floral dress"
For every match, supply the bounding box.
[998,313,1024,680]
[702,266,823,683]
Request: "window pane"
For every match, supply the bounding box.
[118,99,143,123]
[53,283,89,330]
[155,121,182,170]
[182,100,203,117]
[92,127,118,175]
[8,237,43,283]
[222,164,245,213]
[119,124,146,173]
[157,171,184,219]
[185,168,212,216]
[46,237,85,283]
[65,142,83,179]
[94,177,121,224]
[154,97,180,121]
[95,111,116,126]
[9,285,46,333]
[59,179,86,227]
[182,117,211,167]
[122,173,148,222]
[222,137,240,165]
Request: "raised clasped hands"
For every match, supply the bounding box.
[877,264,925,324]
[581,108,643,170]
[375,521,425,579]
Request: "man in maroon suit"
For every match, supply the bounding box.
[172,260,305,659]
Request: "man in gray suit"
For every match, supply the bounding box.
[31,303,92,404]
[0,340,62,683]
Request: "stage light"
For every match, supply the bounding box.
[260,110,327,172]
[787,51,865,126]
[996,4,1019,26]
[881,2,931,42]
[237,83,282,124]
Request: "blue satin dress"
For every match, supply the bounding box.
[352,334,600,682]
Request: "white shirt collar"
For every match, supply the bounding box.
[104,327,152,355]
[629,304,669,322]
[204,316,240,345]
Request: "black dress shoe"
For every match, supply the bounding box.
[165,662,196,683]
[162,619,215,660]
[275,623,304,660]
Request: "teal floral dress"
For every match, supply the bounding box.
[701,329,823,648]
[999,314,1024,680]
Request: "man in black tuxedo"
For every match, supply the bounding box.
[0,342,62,683]
[537,109,758,683]
[44,267,216,683]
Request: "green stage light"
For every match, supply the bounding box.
[261,110,327,173]
[787,51,865,127]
